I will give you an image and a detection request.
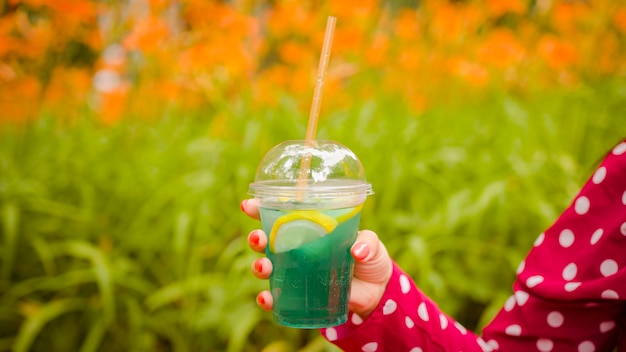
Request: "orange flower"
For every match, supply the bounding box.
[0,75,41,123]
[267,2,316,38]
[476,28,526,69]
[394,9,421,41]
[278,40,313,65]
[449,57,490,87]
[427,1,482,44]
[614,7,626,34]
[332,25,365,56]
[329,0,378,22]
[98,84,129,125]
[365,33,390,67]
[536,35,579,70]
[551,1,587,35]
[485,0,526,18]
[123,16,169,54]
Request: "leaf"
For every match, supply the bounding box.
[1,201,19,282]
[49,241,116,325]
[12,298,85,352]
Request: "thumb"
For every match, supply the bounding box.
[351,230,392,285]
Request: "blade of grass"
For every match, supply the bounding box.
[12,298,85,352]
[1,202,19,283]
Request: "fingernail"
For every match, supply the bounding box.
[240,200,247,213]
[257,294,265,305]
[352,242,369,260]
[254,260,263,273]
[249,231,260,246]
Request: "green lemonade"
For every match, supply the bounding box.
[260,205,362,328]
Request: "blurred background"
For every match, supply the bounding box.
[0,0,625,351]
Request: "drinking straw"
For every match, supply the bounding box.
[305,15,336,144]
[297,16,337,190]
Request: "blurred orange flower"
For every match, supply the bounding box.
[614,7,626,34]
[449,58,490,87]
[485,0,526,18]
[476,28,526,69]
[123,16,170,54]
[394,9,421,41]
[536,35,579,70]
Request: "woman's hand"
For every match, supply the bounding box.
[240,198,393,319]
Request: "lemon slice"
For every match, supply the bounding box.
[269,211,338,253]
[328,204,364,223]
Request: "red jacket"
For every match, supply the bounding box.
[321,140,626,352]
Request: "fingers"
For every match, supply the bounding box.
[247,229,267,253]
[240,198,260,220]
[251,257,273,279]
[256,290,273,310]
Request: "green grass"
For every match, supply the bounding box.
[0,80,625,351]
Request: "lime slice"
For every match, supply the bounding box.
[269,211,338,253]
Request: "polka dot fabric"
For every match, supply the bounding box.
[320,140,626,352]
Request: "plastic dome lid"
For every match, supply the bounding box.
[249,140,373,208]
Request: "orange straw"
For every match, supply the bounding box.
[297,16,337,190]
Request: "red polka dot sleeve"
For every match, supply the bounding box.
[320,140,626,352]
[483,141,626,351]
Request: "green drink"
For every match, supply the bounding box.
[260,205,362,327]
[249,140,373,328]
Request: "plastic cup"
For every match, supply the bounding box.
[249,140,373,328]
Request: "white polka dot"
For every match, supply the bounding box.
[547,311,564,327]
[559,229,575,248]
[517,260,526,275]
[601,290,619,299]
[622,190,626,205]
[578,341,596,352]
[439,313,448,329]
[362,342,378,352]
[599,321,616,333]
[417,302,429,321]
[592,166,606,184]
[537,338,554,351]
[325,327,338,341]
[352,313,363,325]
[590,228,604,245]
[574,196,590,215]
[562,263,577,281]
[383,299,397,315]
[534,232,545,247]
[600,259,618,277]
[477,337,494,352]
[504,295,516,311]
[515,290,530,306]
[455,321,468,335]
[505,324,522,336]
[621,222,626,236]
[487,340,500,350]
[409,348,423,352]
[613,142,626,155]
[564,282,581,292]
[400,275,411,294]
[526,275,544,288]
[405,316,415,329]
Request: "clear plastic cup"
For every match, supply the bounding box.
[249,140,373,328]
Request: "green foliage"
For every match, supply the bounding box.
[0,80,625,351]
